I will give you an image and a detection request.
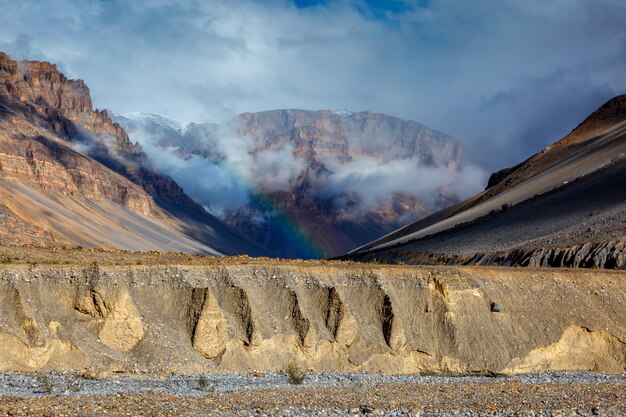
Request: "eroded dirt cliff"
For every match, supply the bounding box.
[0,248,623,375]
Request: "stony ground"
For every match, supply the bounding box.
[0,245,354,267]
[0,371,624,416]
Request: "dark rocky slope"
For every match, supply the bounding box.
[344,95,626,268]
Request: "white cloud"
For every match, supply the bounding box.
[254,144,307,191]
[140,140,251,214]
[0,0,624,171]
[116,109,486,220]
[118,115,310,214]
[318,155,485,214]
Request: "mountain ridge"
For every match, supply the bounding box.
[343,94,626,266]
[115,107,472,258]
[0,51,268,256]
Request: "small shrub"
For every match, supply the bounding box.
[285,362,305,385]
[195,375,215,392]
[0,256,12,264]
[35,373,54,394]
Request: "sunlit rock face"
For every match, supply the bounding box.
[0,52,267,256]
[1,257,624,375]
[116,109,471,259]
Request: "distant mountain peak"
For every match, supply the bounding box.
[120,112,184,131]
[115,107,471,258]
[333,109,352,117]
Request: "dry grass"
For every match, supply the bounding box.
[285,363,305,385]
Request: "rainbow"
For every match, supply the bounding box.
[245,192,327,259]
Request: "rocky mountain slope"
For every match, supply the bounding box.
[0,52,267,256]
[115,109,469,258]
[344,95,626,267]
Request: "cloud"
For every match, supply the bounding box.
[0,0,624,173]
[140,142,252,214]
[254,144,307,191]
[117,115,310,214]
[207,127,309,196]
[116,110,486,221]
[317,155,485,214]
[469,68,618,165]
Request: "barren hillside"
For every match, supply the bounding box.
[346,95,626,267]
[0,52,267,256]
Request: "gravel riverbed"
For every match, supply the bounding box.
[0,371,624,416]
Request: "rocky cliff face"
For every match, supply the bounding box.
[237,110,461,166]
[0,52,267,255]
[350,241,626,269]
[0,53,156,222]
[0,54,142,158]
[0,250,624,374]
[233,110,461,258]
[116,109,465,258]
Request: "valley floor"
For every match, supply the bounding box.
[0,245,350,267]
[0,371,625,416]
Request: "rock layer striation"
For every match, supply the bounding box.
[0,51,266,255]
[0,261,624,374]
[115,110,465,258]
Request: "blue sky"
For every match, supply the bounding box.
[293,0,410,10]
[0,0,624,169]
[292,0,416,15]
[292,0,327,7]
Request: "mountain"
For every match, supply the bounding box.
[0,51,268,256]
[343,95,626,268]
[114,109,470,258]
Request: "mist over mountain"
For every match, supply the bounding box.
[114,110,485,258]
[0,45,486,261]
